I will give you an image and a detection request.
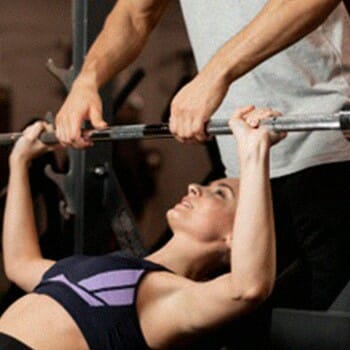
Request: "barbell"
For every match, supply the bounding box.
[2,110,350,146]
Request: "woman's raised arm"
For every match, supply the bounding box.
[3,122,56,292]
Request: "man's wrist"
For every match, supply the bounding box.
[203,54,234,89]
[74,65,100,91]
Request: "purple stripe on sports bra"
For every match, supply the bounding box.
[95,288,136,306]
[78,269,145,291]
[48,274,104,307]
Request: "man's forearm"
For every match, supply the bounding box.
[205,0,341,85]
[77,0,169,89]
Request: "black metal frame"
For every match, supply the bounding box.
[64,0,145,256]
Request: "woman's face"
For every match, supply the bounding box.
[166,178,239,242]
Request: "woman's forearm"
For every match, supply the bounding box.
[230,142,276,300]
[3,159,42,277]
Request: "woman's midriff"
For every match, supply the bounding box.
[0,293,89,350]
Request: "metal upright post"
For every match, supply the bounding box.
[69,0,145,255]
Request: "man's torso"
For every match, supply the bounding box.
[180,1,350,177]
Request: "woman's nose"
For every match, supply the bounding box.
[188,183,201,196]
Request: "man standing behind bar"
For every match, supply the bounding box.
[56,0,350,310]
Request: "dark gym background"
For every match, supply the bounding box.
[0,1,212,297]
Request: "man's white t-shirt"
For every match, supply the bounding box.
[180,1,350,178]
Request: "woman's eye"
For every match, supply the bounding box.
[214,189,226,198]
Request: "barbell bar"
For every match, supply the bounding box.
[1,110,350,146]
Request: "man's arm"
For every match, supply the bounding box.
[170,0,341,142]
[79,0,169,88]
[213,0,340,83]
[3,122,56,292]
[55,0,169,147]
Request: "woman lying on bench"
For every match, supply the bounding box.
[0,106,284,350]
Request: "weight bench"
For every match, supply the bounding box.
[271,278,350,349]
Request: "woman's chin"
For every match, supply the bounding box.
[166,207,184,229]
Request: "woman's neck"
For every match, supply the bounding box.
[146,235,228,281]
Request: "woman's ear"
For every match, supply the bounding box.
[224,232,233,249]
